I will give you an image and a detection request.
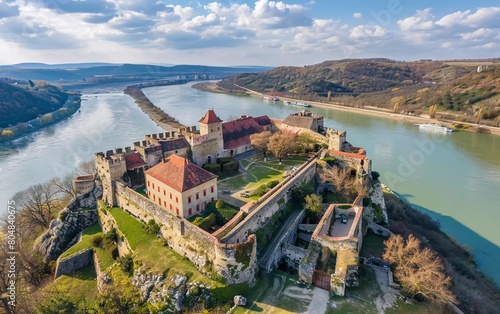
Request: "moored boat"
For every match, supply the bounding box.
[415,123,453,132]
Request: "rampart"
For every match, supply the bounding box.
[113,182,257,284]
[54,249,93,278]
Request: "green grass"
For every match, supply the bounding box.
[60,223,102,259]
[360,231,387,258]
[107,206,214,284]
[41,264,99,308]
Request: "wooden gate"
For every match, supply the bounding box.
[312,270,331,291]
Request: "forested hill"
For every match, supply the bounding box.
[224,59,500,124]
[0,81,69,128]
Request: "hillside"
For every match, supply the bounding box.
[224,59,500,124]
[0,80,70,128]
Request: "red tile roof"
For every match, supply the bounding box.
[125,152,146,170]
[145,155,217,192]
[222,116,266,150]
[253,115,272,127]
[160,138,190,152]
[199,109,222,124]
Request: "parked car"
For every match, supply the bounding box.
[340,214,348,224]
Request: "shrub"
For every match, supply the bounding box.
[193,213,216,231]
[146,219,160,235]
[119,254,134,275]
[92,235,103,247]
[266,180,279,189]
[222,161,239,175]
[203,163,221,175]
[371,171,380,180]
[104,228,118,243]
[215,199,225,209]
[321,156,335,166]
[251,184,269,197]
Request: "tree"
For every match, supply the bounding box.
[304,194,322,221]
[383,234,457,304]
[52,175,76,199]
[429,104,438,119]
[250,131,272,158]
[391,96,405,113]
[14,181,61,230]
[267,130,297,163]
[75,160,96,176]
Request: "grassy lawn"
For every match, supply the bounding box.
[107,206,213,284]
[360,231,387,258]
[219,155,308,197]
[60,223,102,259]
[41,264,99,308]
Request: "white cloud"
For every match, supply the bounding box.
[349,25,387,39]
[353,12,362,19]
[397,8,435,31]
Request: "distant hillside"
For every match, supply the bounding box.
[0,63,272,82]
[224,59,500,124]
[0,81,69,128]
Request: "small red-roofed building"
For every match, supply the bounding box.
[222,115,272,157]
[144,154,218,218]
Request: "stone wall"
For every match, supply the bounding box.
[113,183,257,284]
[54,249,93,278]
[282,243,308,270]
[221,156,317,244]
[263,210,305,273]
[298,242,320,284]
[367,222,392,238]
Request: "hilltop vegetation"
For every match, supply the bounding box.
[223,59,500,125]
[0,80,70,128]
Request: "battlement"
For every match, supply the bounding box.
[179,125,198,134]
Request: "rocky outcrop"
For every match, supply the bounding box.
[35,184,102,262]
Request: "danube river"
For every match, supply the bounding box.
[1,82,499,286]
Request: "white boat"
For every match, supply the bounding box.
[282,100,311,108]
[415,123,453,132]
[263,95,279,101]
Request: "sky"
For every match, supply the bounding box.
[0,0,498,66]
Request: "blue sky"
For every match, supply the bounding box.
[0,0,498,66]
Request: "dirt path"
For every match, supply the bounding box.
[373,267,399,314]
[304,287,329,314]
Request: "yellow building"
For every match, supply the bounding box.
[144,154,218,218]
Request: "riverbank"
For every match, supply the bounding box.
[0,94,81,144]
[193,82,500,136]
[124,86,185,132]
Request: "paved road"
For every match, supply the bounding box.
[259,209,303,270]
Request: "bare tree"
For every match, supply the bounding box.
[250,131,272,158]
[383,234,457,304]
[52,175,76,199]
[75,160,96,176]
[391,96,405,113]
[267,130,297,163]
[14,181,61,230]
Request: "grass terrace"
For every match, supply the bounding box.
[106,206,210,282]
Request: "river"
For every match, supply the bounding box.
[1,82,499,286]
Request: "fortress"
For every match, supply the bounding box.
[87,109,376,293]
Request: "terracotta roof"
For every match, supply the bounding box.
[160,138,190,152]
[253,115,272,127]
[222,116,264,150]
[199,109,222,124]
[145,155,217,192]
[125,152,146,170]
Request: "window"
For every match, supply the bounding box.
[176,208,179,215]
[211,197,214,202]
[163,190,166,196]
[196,193,199,200]
[176,196,178,203]
[147,181,150,187]
[196,204,200,212]
[203,189,206,196]
[164,201,166,207]
[169,204,173,210]
[188,196,192,204]
[152,183,155,189]
[153,195,156,201]
[157,186,160,192]
[170,193,172,199]
[210,186,214,193]
[188,208,192,216]
[158,198,161,205]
